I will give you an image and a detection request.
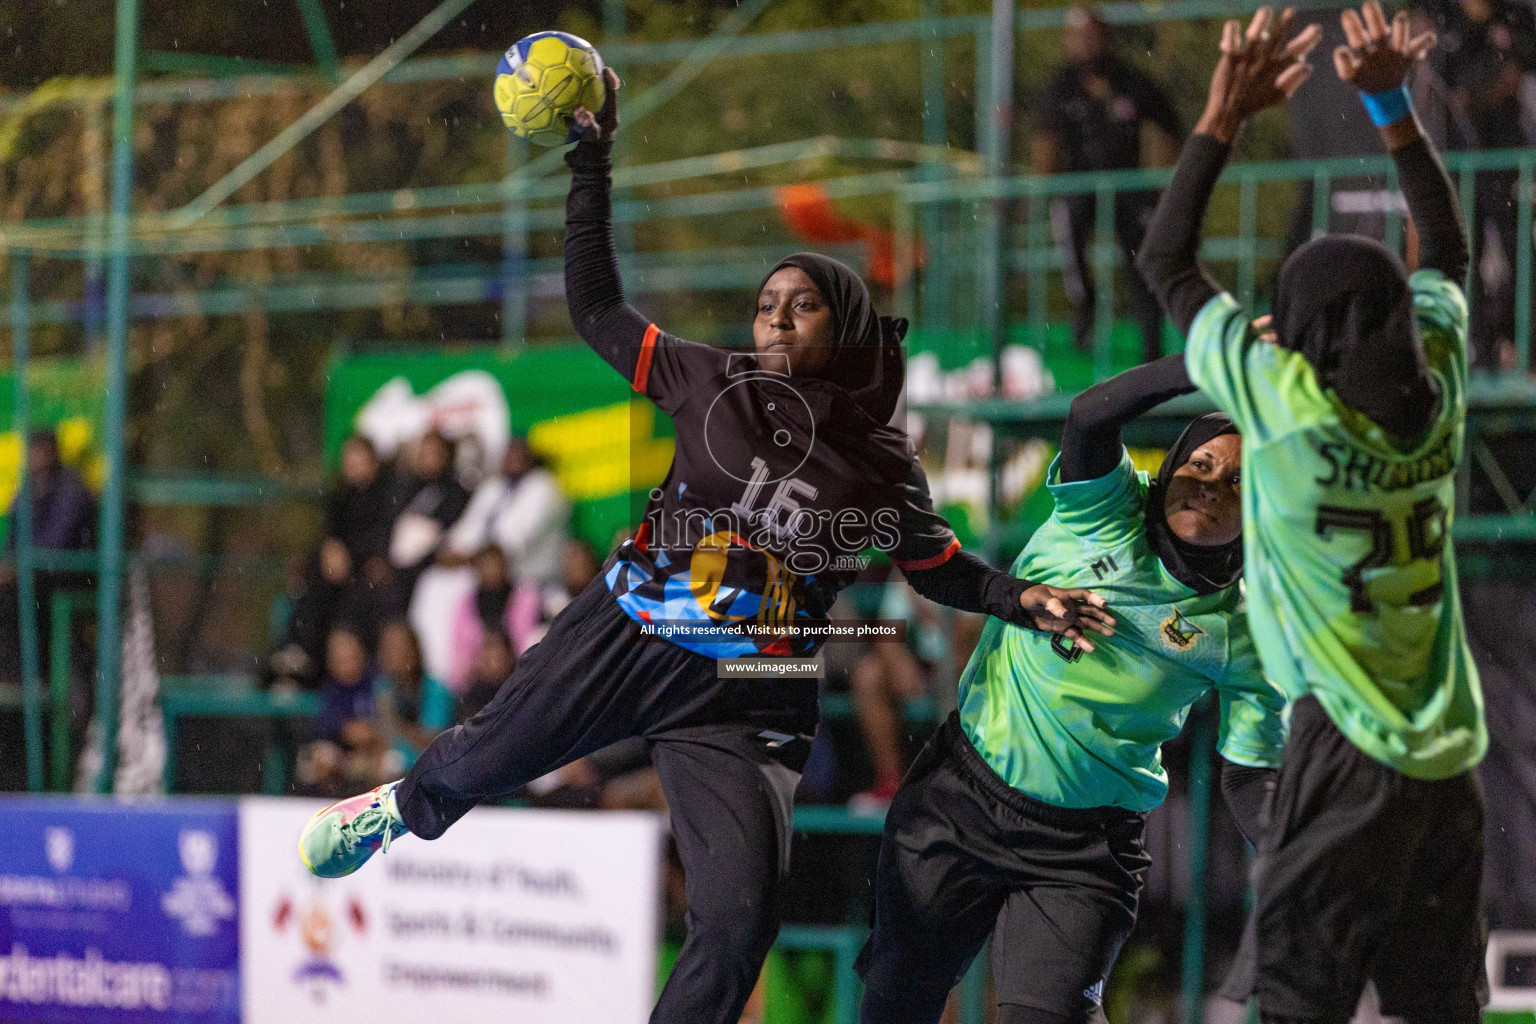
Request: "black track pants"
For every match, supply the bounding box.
[1051,189,1165,363]
[396,576,818,1024]
[857,714,1147,1024]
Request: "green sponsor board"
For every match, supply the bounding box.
[0,360,106,547]
[325,346,675,553]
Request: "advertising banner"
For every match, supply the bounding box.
[239,798,663,1024]
[0,797,241,1024]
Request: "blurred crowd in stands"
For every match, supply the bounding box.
[262,429,585,797]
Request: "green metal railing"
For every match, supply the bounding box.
[895,147,1536,376]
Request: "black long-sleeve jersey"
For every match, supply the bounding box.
[564,138,1034,657]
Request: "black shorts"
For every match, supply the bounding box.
[856,713,1150,1024]
[1221,696,1487,1024]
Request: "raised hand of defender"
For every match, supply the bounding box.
[1199,7,1323,142]
[572,67,622,142]
[1018,585,1116,654]
[1335,0,1435,93]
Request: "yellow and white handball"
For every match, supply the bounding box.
[494,31,606,147]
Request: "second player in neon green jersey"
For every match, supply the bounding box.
[1136,6,1486,1020]
[858,347,1292,1023]
[959,439,1284,812]
[1181,271,1482,779]
[1144,8,1484,784]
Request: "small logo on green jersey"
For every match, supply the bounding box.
[1160,608,1205,652]
[1051,634,1084,663]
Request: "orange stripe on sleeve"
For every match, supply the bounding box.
[633,323,660,393]
[893,537,961,572]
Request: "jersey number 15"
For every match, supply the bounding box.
[1314,497,1447,614]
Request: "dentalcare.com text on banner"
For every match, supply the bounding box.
[239,798,663,1024]
[0,798,241,1024]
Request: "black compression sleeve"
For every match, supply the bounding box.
[564,138,654,380]
[903,549,1031,626]
[1059,354,1196,483]
[1136,133,1231,335]
[1219,758,1277,849]
[1392,135,1469,283]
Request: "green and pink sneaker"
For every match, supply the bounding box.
[299,781,409,879]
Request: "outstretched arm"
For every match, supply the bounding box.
[565,71,718,407]
[1059,355,1197,483]
[564,71,661,386]
[1334,0,1467,281]
[897,457,1115,650]
[904,551,1117,652]
[1135,139,1230,337]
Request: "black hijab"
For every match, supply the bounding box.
[1144,412,1244,595]
[760,252,908,425]
[1273,235,1438,440]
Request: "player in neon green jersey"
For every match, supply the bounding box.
[1137,6,1486,1021]
[857,356,1296,1021]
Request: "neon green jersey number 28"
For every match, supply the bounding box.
[1315,496,1448,614]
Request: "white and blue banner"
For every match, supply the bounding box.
[238,798,662,1024]
[0,798,241,1023]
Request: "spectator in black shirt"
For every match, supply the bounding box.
[1434,0,1536,149]
[1424,0,1536,367]
[1032,6,1184,362]
[1,430,96,684]
[322,435,397,589]
[268,434,399,688]
[386,430,472,608]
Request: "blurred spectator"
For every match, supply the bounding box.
[388,430,472,599]
[322,435,398,595]
[440,436,569,586]
[1031,5,1181,362]
[6,431,96,554]
[1426,0,1536,368]
[456,630,516,724]
[447,546,522,692]
[374,619,455,773]
[557,537,600,603]
[297,624,384,796]
[511,537,603,654]
[1,430,96,683]
[270,435,398,687]
[410,434,568,683]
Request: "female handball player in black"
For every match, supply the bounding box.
[300,69,1113,1024]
